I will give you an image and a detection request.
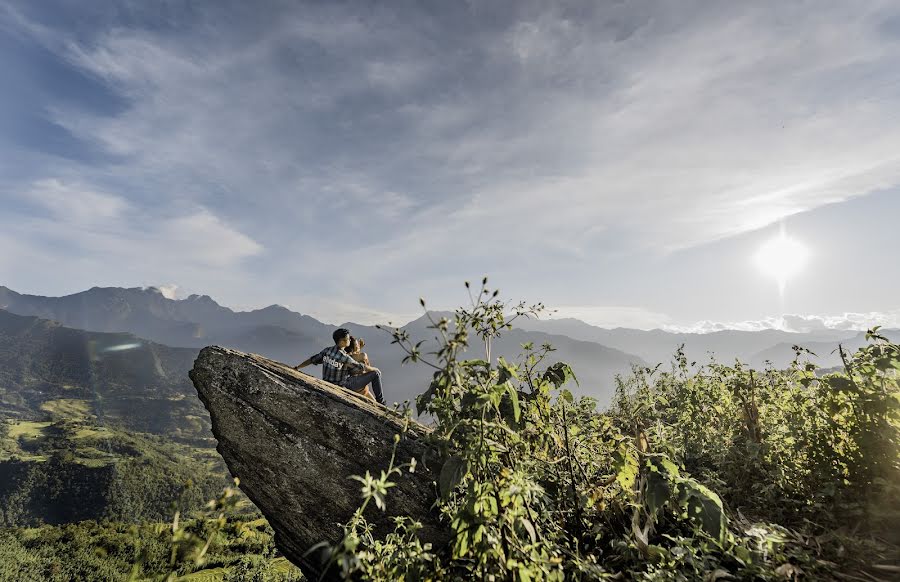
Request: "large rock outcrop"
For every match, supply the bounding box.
[189,346,446,580]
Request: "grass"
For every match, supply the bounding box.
[270,557,299,574]
[40,399,93,421]
[177,567,228,581]
[72,426,110,439]
[0,420,50,461]
[0,452,48,462]
[6,420,52,440]
[174,557,300,581]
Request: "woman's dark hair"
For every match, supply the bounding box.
[332,328,351,343]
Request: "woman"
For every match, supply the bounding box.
[344,336,375,402]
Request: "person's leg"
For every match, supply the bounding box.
[366,371,385,405]
[343,371,385,405]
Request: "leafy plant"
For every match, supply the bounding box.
[320,280,900,580]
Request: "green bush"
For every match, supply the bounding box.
[320,281,899,581]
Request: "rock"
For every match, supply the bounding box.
[189,346,446,580]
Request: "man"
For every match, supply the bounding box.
[294,327,386,405]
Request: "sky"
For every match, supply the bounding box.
[1,0,899,331]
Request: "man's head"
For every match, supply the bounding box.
[332,327,351,348]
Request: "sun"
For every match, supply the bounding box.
[754,229,809,296]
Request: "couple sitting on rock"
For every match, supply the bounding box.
[294,328,386,405]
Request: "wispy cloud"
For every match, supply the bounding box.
[2,1,899,321]
[1,178,262,294]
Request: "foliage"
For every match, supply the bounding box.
[0,485,302,582]
[611,327,900,531]
[0,422,228,527]
[319,280,900,580]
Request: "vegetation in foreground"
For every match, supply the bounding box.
[318,281,899,580]
[0,494,302,581]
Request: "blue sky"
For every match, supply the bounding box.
[1,0,899,330]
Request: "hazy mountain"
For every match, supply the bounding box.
[347,311,646,407]
[0,287,645,407]
[16,284,893,408]
[0,285,333,367]
[513,317,861,367]
[748,329,900,370]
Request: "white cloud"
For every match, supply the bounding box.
[156,210,263,267]
[26,178,128,223]
[667,310,900,334]
[153,283,181,300]
[4,179,263,274]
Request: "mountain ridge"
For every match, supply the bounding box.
[5,285,895,406]
[0,286,644,407]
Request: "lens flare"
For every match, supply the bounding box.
[100,342,143,352]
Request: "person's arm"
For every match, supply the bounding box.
[295,350,324,370]
[339,350,376,374]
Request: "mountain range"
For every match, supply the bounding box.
[0,286,642,407]
[2,285,897,408]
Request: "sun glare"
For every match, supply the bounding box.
[754,230,809,296]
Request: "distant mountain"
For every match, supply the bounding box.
[513,317,862,367]
[17,284,892,408]
[0,287,645,407]
[0,285,330,358]
[355,312,646,407]
[748,329,900,370]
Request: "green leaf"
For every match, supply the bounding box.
[827,375,857,394]
[439,456,469,499]
[520,518,537,544]
[734,544,752,565]
[645,470,670,516]
[543,362,578,388]
[613,445,639,491]
[461,359,490,369]
[454,528,470,558]
[498,357,519,383]
[677,478,727,543]
[506,382,521,423]
[657,457,681,478]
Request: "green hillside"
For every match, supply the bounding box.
[0,309,210,443]
[0,417,226,526]
[0,310,303,580]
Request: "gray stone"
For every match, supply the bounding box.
[189,346,446,580]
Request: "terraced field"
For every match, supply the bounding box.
[178,557,299,581]
[1,420,52,461]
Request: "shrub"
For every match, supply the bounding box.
[320,281,900,580]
